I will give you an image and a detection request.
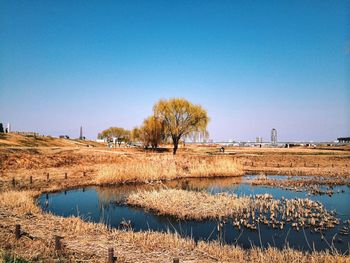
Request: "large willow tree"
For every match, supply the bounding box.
[153,98,209,155]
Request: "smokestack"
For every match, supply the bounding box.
[79,126,83,140]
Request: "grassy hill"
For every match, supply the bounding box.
[0,133,104,147]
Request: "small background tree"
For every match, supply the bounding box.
[139,116,163,150]
[100,127,130,146]
[130,127,141,142]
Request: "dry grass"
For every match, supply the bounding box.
[245,165,350,177]
[247,175,350,195]
[186,157,245,177]
[127,189,249,220]
[235,150,350,177]
[95,155,177,184]
[0,190,40,215]
[0,133,104,148]
[95,155,244,185]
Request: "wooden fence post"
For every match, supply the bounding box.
[108,247,116,263]
[15,224,21,239]
[83,171,86,177]
[29,176,32,184]
[173,258,179,263]
[12,178,15,187]
[47,173,50,181]
[55,236,62,250]
[65,173,67,179]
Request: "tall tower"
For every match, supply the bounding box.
[79,126,83,140]
[271,128,277,145]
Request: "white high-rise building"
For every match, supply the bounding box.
[6,123,11,133]
[271,128,277,145]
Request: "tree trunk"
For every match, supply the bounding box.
[173,138,179,155]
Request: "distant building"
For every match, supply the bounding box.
[5,123,11,133]
[271,128,277,145]
[185,131,208,143]
[79,126,84,140]
[337,137,350,144]
[256,137,263,143]
[1,122,39,136]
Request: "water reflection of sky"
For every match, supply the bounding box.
[39,176,350,253]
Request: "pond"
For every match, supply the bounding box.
[38,176,350,253]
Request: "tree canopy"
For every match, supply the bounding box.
[153,98,209,154]
[99,127,130,146]
[130,127,141,142]
[139,116,164,149]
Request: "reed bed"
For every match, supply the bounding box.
[127,189,340,233]
[128,189,250,220]
[238,153,350,177]
[94,155,244,185]
[248,175,350,195]
[0,190,349,262]
[245,166,350,177]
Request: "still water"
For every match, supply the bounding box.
[38,176,350,253]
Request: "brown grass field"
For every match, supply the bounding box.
[0,134,350,262]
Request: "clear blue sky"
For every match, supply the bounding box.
[0,0,349,141]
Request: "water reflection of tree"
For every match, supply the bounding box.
[165,177,243,191]
[96,184,164,205]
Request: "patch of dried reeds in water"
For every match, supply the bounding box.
[127,189,340,232]
[248,176,350,196]
[128,189,249,220]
